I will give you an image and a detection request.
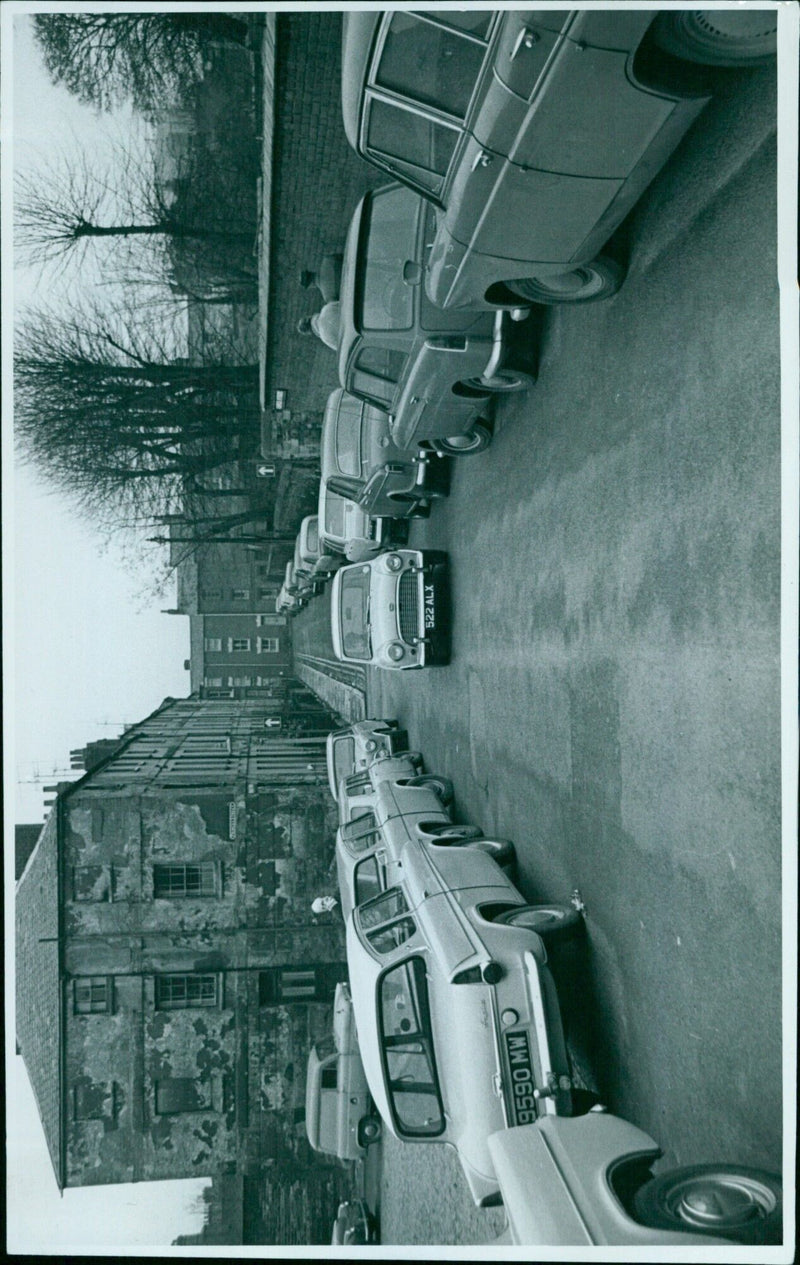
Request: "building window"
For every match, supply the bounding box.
[74,977,112,1014]
[231,589,250,601]
[228,638,251,652]
[155,974,218,1010]
[203,677,224,688]
[72,865,112,902]
[155,1078,212,1115]
[204,638,222,652]
[153,863,219,898]
[74,1080,116,1120]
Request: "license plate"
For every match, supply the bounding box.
[504,1030,538,1125]
[423,581,436,629]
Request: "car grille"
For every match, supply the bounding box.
[398,571,419,643]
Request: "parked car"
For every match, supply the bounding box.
[326,717,415,800]
[331,1198,378,1246]
[335,768,515,921]
[488,1113,782,1246]
[342,9,776,309]
[305,981,382,1162]
[345,837,582,1204]
[330,548,450,669]
[338,182,535,455]
[319,477,402,563]
[322,388,450,520]
[297,514,342,583]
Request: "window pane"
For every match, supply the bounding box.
[361,187,420,331]
[376,14,483,118]
[155,1078,211,1114]
[339,569,372,660]
[368,917,416,954]
[367,99,457,196]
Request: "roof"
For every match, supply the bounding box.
[15,810,63,1186]
[340,12,381,152]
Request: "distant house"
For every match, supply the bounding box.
[15,690,348,1189]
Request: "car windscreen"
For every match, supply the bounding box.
[324,491,347,538]
[360,185,420,331]
[339,567,372,659]
[378,956,445,1137]
[335,399,363,476]
[332,736,356,786]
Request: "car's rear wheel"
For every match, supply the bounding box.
[460,367,534,393]
[436,420,492,456]
[496,902,582,943]
[508,255,624,305]
[404,774,454,806]
[423,823,483,843]
[649,10,777,67]
[357,1115,382,1148]
[633,1165,782,1243]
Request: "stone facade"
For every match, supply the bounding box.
[16,692,350,1189]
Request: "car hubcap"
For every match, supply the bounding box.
[669,1175,775,1228]
[682,11,778,49]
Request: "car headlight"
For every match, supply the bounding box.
[387,642,405,662]
[385,553,403,572]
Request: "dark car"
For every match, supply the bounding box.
[322,388,450,519]
[338,182,535,455]
[342,9,776,309]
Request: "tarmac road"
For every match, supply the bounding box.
[296,60,783,1244]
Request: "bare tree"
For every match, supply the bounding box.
[15,138,256,284]
[32,13,249,115]
[14,299,261,531]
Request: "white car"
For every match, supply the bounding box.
[331,548,450,669]
[344,836,581,1204]
[488,1113,782,1246]
[326,718,414,800]
[304,981,381,1161]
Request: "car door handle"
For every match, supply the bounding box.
[471,149,494,172]
[510,26,540,59]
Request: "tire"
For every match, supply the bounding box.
[633,1165,782,1244]
[436,419,492,456]
[405,774,454,807]
[357,1115,382,1148]
[650,11,777,67]
[508,255,624,305]
[464,837,516,869]
[460,367,535,394]
[496,902,582,943]
[424,823,483,843]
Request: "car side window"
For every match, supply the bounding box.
[375,13,484,120]
[365,98,458,197]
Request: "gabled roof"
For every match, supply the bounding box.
[15,810,63,1186]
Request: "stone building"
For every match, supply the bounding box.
[15,690,348,1190]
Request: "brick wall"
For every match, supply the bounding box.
[263,14,381,428]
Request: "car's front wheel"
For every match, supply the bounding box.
[508,255,624,305]
[633,1165,782,1243]
[435,419,493,456]
[357,1115,383,1148]
[496,902,582,943]
[649,10,777,67]
[404,774,454,806]
[460,367,534,393]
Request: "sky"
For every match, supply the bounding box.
[3,10,209,1250]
